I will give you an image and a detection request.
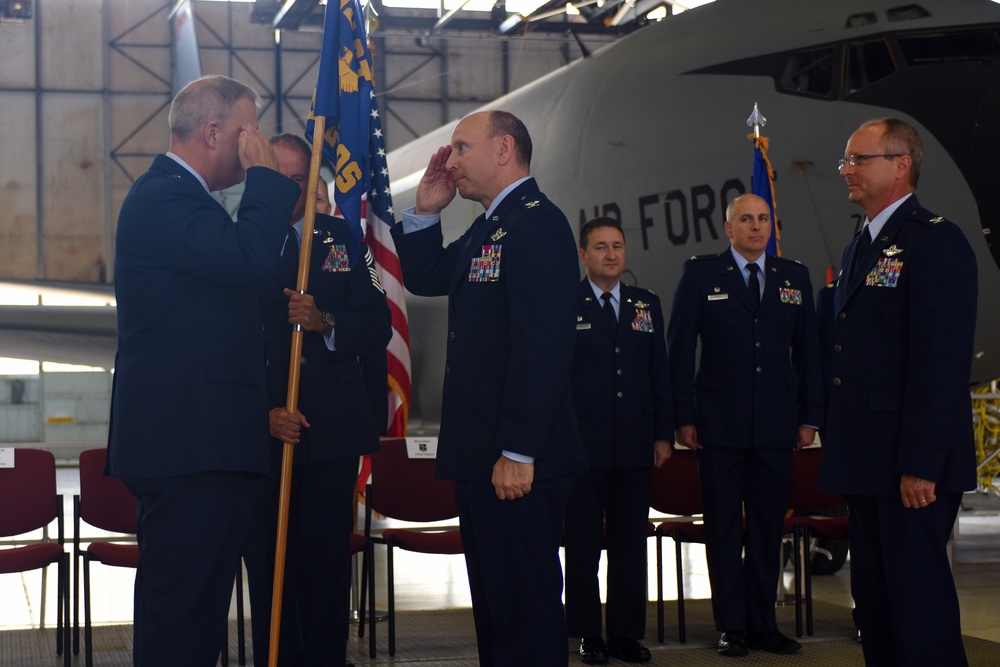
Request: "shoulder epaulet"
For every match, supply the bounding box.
[517,192,551,210]
[910,207,948,226]
[624,284,657,297]
[689,253,719,262]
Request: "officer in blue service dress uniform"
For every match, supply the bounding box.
[667,194,823,658]
[242,134,390,667]
[391,110,585,667]
[565,217,673,664]
[107,76,300,667]
[821,118,977,667]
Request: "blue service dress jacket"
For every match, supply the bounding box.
[667,251,823,448]
[108,156,300,479]
[259,214,391,465]
[390,178,586,481]
[571,280,673,468]
[820,197,977,495]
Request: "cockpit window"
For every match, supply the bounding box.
[780,47,836,97]
[845,39,897,95]
[887,5,932,22]
[898,28,1000,65]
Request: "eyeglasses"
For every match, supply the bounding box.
[837,154,903,172]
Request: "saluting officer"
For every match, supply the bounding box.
[391,110,585,667]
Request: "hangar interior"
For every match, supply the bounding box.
[0,0,676,451]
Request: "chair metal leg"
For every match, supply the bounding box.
[73,499,80,656]
[358,543,368,638]
[64,553,71,667]
[804,527,814,636]
[793,526,803,638]
[655,533,664,643]
[387,542,396,656]
[368,542,376,659]
[83,555,94,667]
[675,537,686,644]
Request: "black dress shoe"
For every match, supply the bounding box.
[579,636,608,665]
[607,638,651,663]
[746,630,801,654]
[717,631,748,657]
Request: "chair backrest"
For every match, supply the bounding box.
[79,448,138,535]
[787,446,845,512]
[0,448,58,538]
[649,448,703,517]
[368,438,458,523]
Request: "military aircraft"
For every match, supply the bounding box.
[386,0,1000,427]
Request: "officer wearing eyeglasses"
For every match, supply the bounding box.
[820,117,978,666]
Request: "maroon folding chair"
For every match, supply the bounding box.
[361,437,463,657]
[648,448,706,644]
[0,448,70,667]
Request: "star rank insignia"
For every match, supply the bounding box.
[491,228,507,241]
[883,245,904,257]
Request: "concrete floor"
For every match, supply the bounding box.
[2,467,998,648]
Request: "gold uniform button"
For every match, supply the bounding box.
[833,377,842,386]
[617,391,624,398]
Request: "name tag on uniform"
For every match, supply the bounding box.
[321,244,351,272]
[469,245,502,282]
[576,322,592,330]
[405,437,438,459]
[707,293,728,301]
[0,448,13,468]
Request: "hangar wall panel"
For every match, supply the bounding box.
[40,0,104,90]
[0,94,38,277]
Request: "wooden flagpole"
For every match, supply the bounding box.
[269,115,328,667]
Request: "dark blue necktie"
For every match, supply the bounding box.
[601,292,616,324]
[849,227,872,283]
[747,263,761,313]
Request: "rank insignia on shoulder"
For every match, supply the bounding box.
[930,216,944,223]
[883,245,903,257]
[633,300,649,309]
[524,200,540,208]
[491,228,507,241]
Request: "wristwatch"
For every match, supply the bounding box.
[321,311,336,330]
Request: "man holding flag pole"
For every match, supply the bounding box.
[244,1,398,666]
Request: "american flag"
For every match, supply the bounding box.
[363,90,411,440]
[307,0,411,494]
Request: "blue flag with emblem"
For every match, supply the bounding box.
[751,134,780,257]
[305,0,372,249]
